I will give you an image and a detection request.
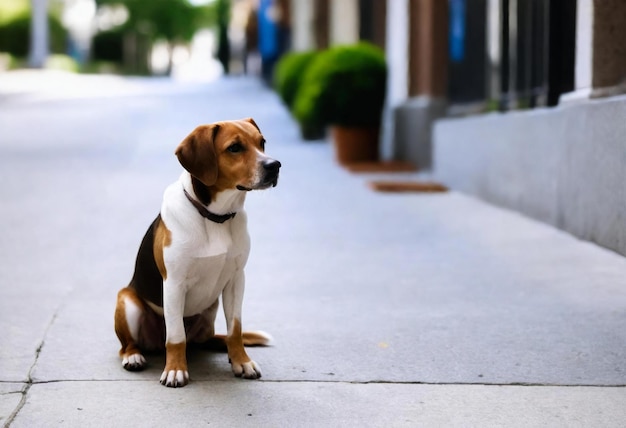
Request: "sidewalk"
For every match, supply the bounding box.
[1,72,625,427]
[0,69,219,103]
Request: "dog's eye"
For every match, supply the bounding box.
[260,139,266,150]
[227,143,244,153]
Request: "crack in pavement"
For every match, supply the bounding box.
[0,391,24,396]
[3,310,60,428]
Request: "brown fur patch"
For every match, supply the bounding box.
[153,217,172,279]
[164,341,187,373]
[210,120,266,194]
[206,332,270,351]
[225,318,251,366]
[175,119,265,199]
[241,331,271,346]
[175,124,220,187]
[245,117,261,131]
[114,287,145,358]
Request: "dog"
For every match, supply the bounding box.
[114,118,280,387]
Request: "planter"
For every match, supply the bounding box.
[299,122,326,141]
[331,125,379,165]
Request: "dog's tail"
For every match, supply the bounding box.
[196,331,273,351]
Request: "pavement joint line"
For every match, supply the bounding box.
[14,379,626,388]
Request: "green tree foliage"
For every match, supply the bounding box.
[95,0,216,43]
[92,28,125,62]
[93,0,218,74]
[0,7,66,58]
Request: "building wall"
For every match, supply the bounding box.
[591,0,626,91]
[428,0,625,257]
[434,95,626,256]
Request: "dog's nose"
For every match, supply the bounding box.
[263,159,281,173]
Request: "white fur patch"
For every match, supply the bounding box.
[251,330,273,345]
[124,297,143,341]
[122,353,146,367]
[232,360,262,379]
[160,369,189,387]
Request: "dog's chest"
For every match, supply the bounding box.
[197,221,233,257]
[183,253,236,315]
[160,184,250,316]
[179,220,248,316]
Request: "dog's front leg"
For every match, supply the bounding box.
[160,278,189,387]
[222,271,261,379]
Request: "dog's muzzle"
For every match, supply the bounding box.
[262,159,281,188]
[236,159,281,191]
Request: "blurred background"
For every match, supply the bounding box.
[0,0,625,256]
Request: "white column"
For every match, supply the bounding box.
[290,0,315,51]
[380,0,409,159]
[329,0,359,45]
[561,0,594,102]
[29,0,49,68]
[486,0,501,100]
[384,0,409,108]
[574,0,594,91]
[62,0,97,65]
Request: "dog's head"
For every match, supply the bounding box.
[175,118,281,193]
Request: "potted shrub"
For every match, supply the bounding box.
[294,42,387,164]
[273,50,325,140]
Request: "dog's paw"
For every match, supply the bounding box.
[160,369,189,388]
[232,360,262,379]
[122,353,146,371]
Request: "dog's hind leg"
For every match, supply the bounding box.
[186,300,219,345]
[115,287,148,371]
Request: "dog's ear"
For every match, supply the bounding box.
[244,117,260,131]
[175,124,220,187]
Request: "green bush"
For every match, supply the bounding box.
[0,52,19,70]
[294,42,387,128]
[45,54,79,72]
[91,28,124,63]
[274,50,318,109]
[0,12,66,57]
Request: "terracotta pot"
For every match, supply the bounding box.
[331,125,380,165]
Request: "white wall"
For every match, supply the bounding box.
[561,0,594,102]
[574,0,594,91]
[385,0,409,105]
[329,0,359,45]
[290,0,315,51]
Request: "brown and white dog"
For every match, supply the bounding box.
[114,118,280,387]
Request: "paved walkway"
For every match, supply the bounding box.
[1,71,625,427]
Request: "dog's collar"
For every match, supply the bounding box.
[183,188,237,224]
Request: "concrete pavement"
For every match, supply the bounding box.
[1,71,626,427]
